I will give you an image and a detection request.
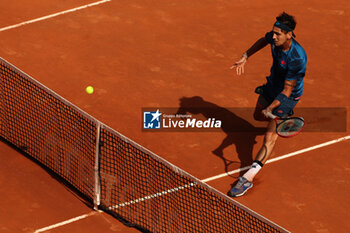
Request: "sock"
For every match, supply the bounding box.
[243,162,262,182]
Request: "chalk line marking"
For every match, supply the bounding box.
[34,135,350,231]
[107,135,350,210]
[34,211,101,233]
[0,0,112,32]
[109,183,197,210]
[202,135,350,183]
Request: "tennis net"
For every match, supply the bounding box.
[0,57,289,233]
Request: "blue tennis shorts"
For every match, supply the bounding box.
[257,84,300,118]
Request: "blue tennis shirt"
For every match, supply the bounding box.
[265,31,307,99]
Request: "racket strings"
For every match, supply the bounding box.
[277,118,304,137]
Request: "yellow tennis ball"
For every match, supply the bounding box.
[86,86,94,94]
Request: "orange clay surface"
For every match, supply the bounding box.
[0,0,349,232]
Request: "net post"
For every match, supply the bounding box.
[93,122,101,210]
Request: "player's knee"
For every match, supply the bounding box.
[264,132,278,146]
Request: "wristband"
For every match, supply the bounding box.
[275,93,287,103]
[242,52,248,60]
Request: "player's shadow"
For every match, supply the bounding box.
[176,96,265,177]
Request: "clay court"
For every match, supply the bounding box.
[0,0,349,232]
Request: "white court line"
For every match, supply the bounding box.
[34,135,350,232]
[0,0,112,32]
[34,211,99,233]
[202,135,350,183]
[109,183,197,210]
[108,135,350,210]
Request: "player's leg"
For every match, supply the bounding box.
[228,95,300,197]
[252,94,299,165]
[253,93,271,121]
[228,120,277,197]
[253,120,278,163]
[241,120,278,180]
[245,92,277,183]
[245,97,299,181]
[227,93,273,197]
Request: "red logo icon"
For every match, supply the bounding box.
[281,60,286,65]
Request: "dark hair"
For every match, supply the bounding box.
[276,12,296,31]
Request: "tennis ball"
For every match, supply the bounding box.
[86,86,94,94]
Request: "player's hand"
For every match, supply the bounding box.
[262,108,272,118]
[230,56,247,75]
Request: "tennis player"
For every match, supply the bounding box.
[228,12,307,197]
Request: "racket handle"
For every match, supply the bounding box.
[266,112,277,119]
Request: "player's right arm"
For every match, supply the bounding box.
[231,37,268,75]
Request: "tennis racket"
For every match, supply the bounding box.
[266,112,305,138]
